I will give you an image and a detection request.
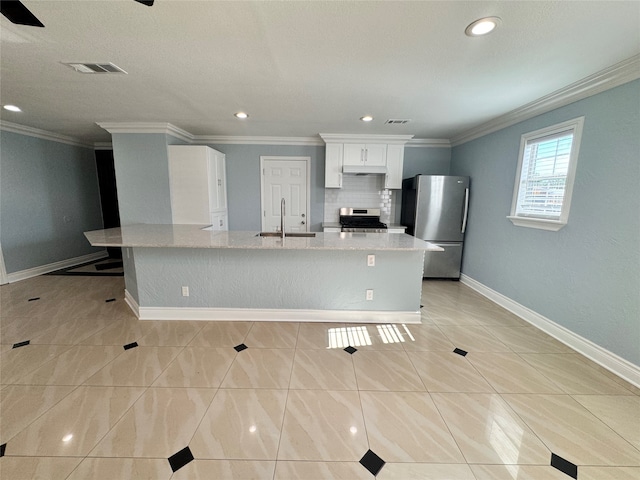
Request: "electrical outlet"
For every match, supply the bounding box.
[367,254,375,267]
[181,286,189,297]
[366,289,374,300]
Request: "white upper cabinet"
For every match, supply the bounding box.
[320,134,413,189]
[324,143,343,188]
[168,145,228,227]
[343,143,387,166]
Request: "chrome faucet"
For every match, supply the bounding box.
[280,198,285,240]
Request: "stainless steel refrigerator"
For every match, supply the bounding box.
[401,175,470,278]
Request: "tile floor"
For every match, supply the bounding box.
[1,275,639,479]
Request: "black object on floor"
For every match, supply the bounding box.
[360,449,385,476]
[551,453,578,479]
[344,346,357,354]
[12,340,30,349]
[234,344,248,352]
[453,348,468,356]
[168,446,194,472]
[124,342,139,350]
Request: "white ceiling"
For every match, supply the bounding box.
[1,1,639,144]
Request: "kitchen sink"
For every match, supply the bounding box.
[257,232,316,238]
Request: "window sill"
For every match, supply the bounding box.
[507,216,566,231]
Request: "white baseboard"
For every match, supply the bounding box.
[128,302,420,324]
[7,251,109,283]
[460,274,640,388]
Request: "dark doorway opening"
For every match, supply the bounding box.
[95,150,122,259]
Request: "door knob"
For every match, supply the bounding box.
[301,221,306,225]
[301,213,306,217]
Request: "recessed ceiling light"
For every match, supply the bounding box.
[3,104,21,112]
[360,115,374,122]
[465,17,501,36]
[234,112,248,119]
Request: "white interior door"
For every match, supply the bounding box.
[261,157,310,232]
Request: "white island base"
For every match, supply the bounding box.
[85,225,440,324]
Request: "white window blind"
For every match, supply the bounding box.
[516,130,573,219]
[508,117,584,231]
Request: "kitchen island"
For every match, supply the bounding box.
[85,224,441,324]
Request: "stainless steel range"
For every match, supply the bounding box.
[339,208,388,233]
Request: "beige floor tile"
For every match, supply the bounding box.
[244,322,299,348]
[400,324,455,351]
[296,322,347,349]
[408,350,494,392]
[319,323,406,351]
[66,458,172,480]
[438,325,511,352]
[481,326,573,353]
[362,323,411,350]
[377,463,476,480]
[152,346,236,388]
[519,353,636,394]
[89,387,215,458]
[220,348,294,389]
[360,391,465,463]
[274,461,371,479]
[0,385,76,443]
[353,350,425,391]
[83,346,181,386]
[172,460,276,479]
[431,393,551,465]
[6,386,144,456]
[278,390,368,461]
[17,345,122,385]
[0,456,81,480]
[0,345,70,384]
[579,466,640,480]
[502,393,640,465]
[138,320,203,346]
[79,318,147,346]
[290,348,357,390]
[467,352,565,393]
[188,321,253,347]
[572,394,640,449]
[29,316,112,345]
[423,304,484,325]
[189,388,287,460]
[470,464,571,480]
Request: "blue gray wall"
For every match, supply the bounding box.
[0,131,104,273]
[206,144,326,232]
[450,80,640,365]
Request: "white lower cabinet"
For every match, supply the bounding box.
[168,145,228,229]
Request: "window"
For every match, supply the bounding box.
[508,117,584,231]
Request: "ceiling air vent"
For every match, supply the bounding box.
[63,62,128,74]
[385,119,411,125]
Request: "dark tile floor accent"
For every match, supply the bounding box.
[123,342,139,350]
[105,298,116,303]
[0,443,6,457]
[344,346,357,354]
[359,449,385,476]
[453,347,468,356]
[28,297,40,302]
[551,452,578,479]
[234,343,248,352]
[12,340,30,349]
[167,446,194,472]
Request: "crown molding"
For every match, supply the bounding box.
[319,133,414,145]
[450,54,640,147]
[406,138,450,148]
[96,122,194,143]
[194,135,324,146]
[0,120,93,148]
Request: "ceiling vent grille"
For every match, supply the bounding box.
[63,62,128,74]
[385,119,411,125]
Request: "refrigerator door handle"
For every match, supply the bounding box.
[461,188,470,234]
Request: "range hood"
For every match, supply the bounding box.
[342,164,388,175]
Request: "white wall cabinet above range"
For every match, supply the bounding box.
[343,143,387,166]
[320,134,413,189]
[168,145,228,229]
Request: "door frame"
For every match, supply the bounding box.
[0,243,8,285]
[259,156,311,232]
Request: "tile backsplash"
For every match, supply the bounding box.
[324,175,397,224]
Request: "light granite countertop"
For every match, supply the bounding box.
[84,224,441,252]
